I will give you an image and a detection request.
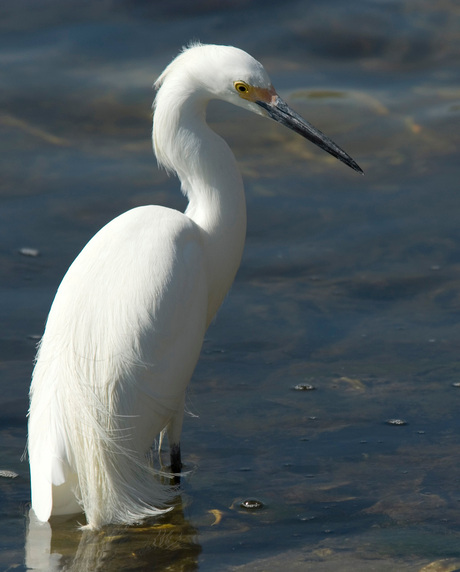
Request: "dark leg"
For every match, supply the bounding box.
[167,396,185,484]
[170,443,182,484]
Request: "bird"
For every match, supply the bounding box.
[27,43,363,530]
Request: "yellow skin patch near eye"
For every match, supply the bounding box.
[234,81,276,104]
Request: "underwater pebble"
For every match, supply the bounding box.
[240,499,264,510]
[18,247,40,257]
[0,470,19,479]
[386,418,408,426]
[452,382,460,388]
[298,515,316,522]
[292,383,316,391]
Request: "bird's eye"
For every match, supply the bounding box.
[234,81,249,94]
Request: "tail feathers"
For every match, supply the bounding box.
[30,461,53,523]
[75,436,175,529]
[30,421,175,529]
[29,387,176,530]
[29,346,179,529]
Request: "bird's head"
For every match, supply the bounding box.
[155,43,363,174]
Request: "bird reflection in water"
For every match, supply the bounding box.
[25,498,200,571]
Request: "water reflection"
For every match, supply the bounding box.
[26,499,200,572]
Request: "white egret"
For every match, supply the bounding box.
[28,43,363,530]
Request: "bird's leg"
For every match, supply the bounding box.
[167,397,185,484]
[170,443,182,481]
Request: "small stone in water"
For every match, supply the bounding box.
[240,499,264,510]
[0,470,19,479]
[386,418,408,426]
[452,382,460,388]
[18,247,40,257]
[292,383,316,391]
[298,514,316,522]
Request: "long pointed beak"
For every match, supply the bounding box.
[256,95,364,175]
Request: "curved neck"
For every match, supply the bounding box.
[153,85,247,324]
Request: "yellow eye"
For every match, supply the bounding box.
[234,81,250,94]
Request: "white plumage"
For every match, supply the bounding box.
[28,43,362,530]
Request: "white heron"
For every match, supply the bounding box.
[28,43,363,530]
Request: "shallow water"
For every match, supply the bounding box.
[1,0,460,570]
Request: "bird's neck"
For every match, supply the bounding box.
[153,90,247,325]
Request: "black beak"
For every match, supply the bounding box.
[256,96,363,175]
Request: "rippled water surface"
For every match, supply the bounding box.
[1,1,460,570]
